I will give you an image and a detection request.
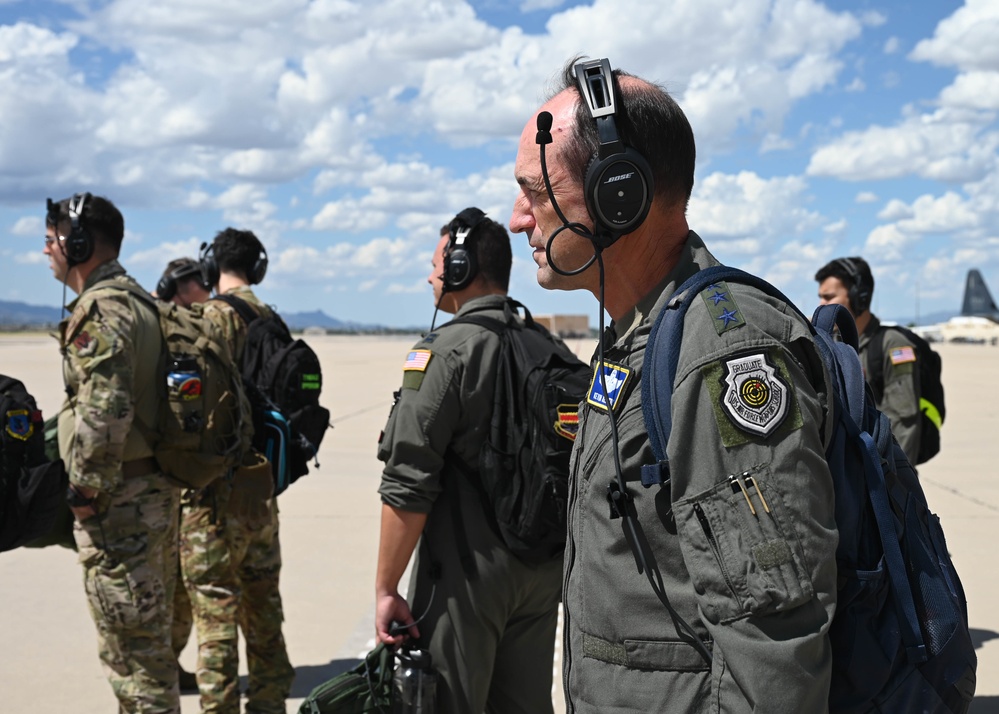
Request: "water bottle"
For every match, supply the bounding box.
[392,645,438,714]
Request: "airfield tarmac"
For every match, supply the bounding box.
[1,333,997,713]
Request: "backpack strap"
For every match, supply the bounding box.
[641,265,800,487]
[212,293,261,326]
[865,324,887,402]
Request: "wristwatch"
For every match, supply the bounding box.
[66,484,94,508]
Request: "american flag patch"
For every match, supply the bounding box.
[403,350,433,372]
[890,346,916,365]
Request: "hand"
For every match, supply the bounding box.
[68,484,100,522]
[375,590,420,646]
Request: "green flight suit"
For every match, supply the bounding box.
[562,232,839,713]
[58,260,181,714]
[858,316,922,465]
[378,294,562,714]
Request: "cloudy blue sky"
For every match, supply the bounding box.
[2,0,997,328]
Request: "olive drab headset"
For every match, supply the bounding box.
[834,257,873,315]
[46,193,95,266]
[198,240,268,290]
[443,207,488,292]
[156,260,208,302]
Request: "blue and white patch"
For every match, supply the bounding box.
[587,362,631,412]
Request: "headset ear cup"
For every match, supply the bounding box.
[157,274,176,301]
[199,243,220,289]
[64,229,93,265]
[444,246,475,292]
[251,255,268,285]
[583,148,654,249]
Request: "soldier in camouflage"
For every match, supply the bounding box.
[45,193,181,714]
[156,257,221,697]
[189,228,294,714]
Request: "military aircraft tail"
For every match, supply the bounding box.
[961,269,999,321]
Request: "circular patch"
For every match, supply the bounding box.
[740,378,770,408]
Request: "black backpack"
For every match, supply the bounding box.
[0,375,68,553]
[867,324,945,464]
[442,298,590,565]
[640,266,975,713]
[214,295,331,492]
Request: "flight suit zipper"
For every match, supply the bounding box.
[693,502,739,599]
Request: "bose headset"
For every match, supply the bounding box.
[834,257,873,314]
[46,193,95,267]
[535,57,654,276]
[157,260,208,302]
[443,207,488,292]
[199,239,268,290]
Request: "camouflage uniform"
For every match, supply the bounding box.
[176,285,292,714]
[58,259,181,714]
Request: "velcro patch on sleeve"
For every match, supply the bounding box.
[702,348,803,447]
[401,350,433,390]
[890,346,916,365]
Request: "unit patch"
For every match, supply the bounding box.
[4,408,33,441]
[720,352,790,437]
[72,329,100,358]
[700,281,745,335]
[587,362,631,412]
[554,404,580,441]
[890,346,916,365]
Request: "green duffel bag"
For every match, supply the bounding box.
[299,643,393,714]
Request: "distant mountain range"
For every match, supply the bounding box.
[0,299,390,333]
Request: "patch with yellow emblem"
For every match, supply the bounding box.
[554,404,580,441]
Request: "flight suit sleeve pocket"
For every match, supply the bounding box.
[674,470,814,624]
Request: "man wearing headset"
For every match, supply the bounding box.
[374,211,563,714]
[192,228,294,714]
[44,194,181,713]
[510,59,839,712]
[154,256,223,696]
[816,257,922,464]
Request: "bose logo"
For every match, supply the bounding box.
[604,172,634,184]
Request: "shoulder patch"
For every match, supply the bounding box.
[699,281,746,335]
[554,404,580,441]
[890,346,916,365]
[702,349,803,446]
[403,350,432,372]
[5,409,34,441]
[587,361,631,412]
[402,350,432,391]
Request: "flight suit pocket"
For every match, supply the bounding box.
[674,470,814,623]
[86,556,167,632]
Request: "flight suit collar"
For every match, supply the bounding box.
[454,293,509,317]
[611,230,722,345]
[63,259,127,313]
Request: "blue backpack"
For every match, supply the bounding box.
[641,265,976,714]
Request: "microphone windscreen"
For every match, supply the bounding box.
[537,111,553,132]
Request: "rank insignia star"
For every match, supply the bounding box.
[700,280,746,334]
